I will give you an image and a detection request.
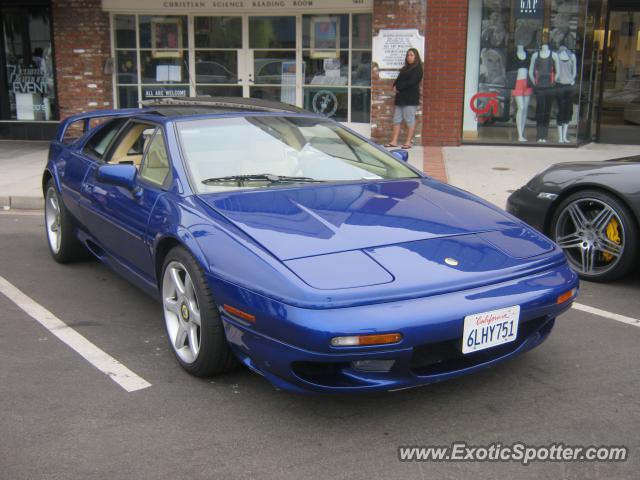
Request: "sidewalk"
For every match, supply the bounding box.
[1,140,638,210]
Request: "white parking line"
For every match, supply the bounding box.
[573,302,640,328]
[0,275,152,393]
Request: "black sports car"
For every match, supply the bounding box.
[507,156,640,282]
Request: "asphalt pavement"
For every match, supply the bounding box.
[1,212,639,480]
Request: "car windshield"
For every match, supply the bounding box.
[176,115,420,193]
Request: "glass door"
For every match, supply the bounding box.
[246,16,297,105]
[598,10,640,144]
[193,16,244,98]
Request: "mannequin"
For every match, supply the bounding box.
[510,45,533,142]
[529,44,560,142]
[555,46,577,143]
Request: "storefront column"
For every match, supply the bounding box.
[371,0,426,145]
[52,0,112,119]
[423,0,468,146]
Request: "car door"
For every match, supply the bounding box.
[58,118,127,222]
[81,121,172,280]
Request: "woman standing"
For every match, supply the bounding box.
[386,48,424,149]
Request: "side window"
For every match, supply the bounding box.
[82,118,127,160]
[107,122,155,167]
[139,129,170,186]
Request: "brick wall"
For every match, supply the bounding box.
[371,0,426,145]
[423,0,468,146]
[52,0,112,120]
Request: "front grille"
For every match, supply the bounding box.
[410,316,553,376]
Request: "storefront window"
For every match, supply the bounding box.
[463,0,585,145]
[111,12,373,125]
[1,5,57,121]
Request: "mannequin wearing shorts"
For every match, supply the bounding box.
[510,45,533,142]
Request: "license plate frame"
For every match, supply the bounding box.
[462,305,520,354]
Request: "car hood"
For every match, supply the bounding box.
[198,179,542,259]
[197,179,563,296]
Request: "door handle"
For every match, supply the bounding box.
[83,184,95,194]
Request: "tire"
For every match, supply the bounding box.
[44,179,89,263]
[161,246,238,377]
[550,189,638,282]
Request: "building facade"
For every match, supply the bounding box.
[1,0,639,146]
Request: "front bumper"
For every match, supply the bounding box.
[506,186,554,233]
[215,262,579,394]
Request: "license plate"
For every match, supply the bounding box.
[462,306,520,354]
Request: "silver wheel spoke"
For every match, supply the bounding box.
[184,275,195,302]
[174,324,188,350]
[188,323,200,358]
[567,203,588,230]
[591,206,615,233]
[556,233,582,249]
[597,237,623,257]
[164,296,179,314]
[580,245,596,273]
[190,306,201,326]
[170,267,186,296]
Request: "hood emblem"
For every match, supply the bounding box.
[444,257,459,266]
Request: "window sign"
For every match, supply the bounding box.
[1,6,57,121]
[310,16,340,59]
[516,0,545,20]
[372,29,425,76]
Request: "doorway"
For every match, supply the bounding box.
[598,8,640,144]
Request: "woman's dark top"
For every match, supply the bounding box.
[393,65,423,106]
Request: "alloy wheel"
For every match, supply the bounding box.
[162,261,202,364]
[554,197,624,276]
[45,188,61,254]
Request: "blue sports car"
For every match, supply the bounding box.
[43,98,578,394]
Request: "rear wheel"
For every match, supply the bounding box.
[551,190,638,282]
[44,179,88,263]
[161,246,237,376]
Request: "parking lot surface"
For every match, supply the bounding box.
[1,212,639,480]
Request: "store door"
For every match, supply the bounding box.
[598,8,640,144]
[246,16,298,105]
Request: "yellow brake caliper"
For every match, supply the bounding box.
[602,217,621,263]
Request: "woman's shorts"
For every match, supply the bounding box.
[511,78,533,97]
[393,105,418,127]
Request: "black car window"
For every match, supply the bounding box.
[82,118,128,160]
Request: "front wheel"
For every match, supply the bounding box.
[161,246,237,377]
[550,190,638,282]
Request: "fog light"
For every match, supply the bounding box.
[351,359,396,372]
[557,288,577,304]
[330,333,402,346]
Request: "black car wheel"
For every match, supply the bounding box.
[44,179,88,263]
[551,190,638,282]
[161,246,238,377]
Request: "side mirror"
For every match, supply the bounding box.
[390,149,409,162]
[96,164,138,190]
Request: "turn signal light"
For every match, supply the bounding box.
[557,288,577,304]
[331,333,402,347]
[222,304,256,323]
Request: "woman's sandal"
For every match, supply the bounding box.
[401,144,412,149]
[384,143,399,148]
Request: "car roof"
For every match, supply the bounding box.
[140,97,309,120]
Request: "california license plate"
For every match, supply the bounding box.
[462,306,520,354]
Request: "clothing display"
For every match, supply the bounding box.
[511,78,533,97]
[533,54,555,87]
[535,88,554,142]
[556,85,573,125]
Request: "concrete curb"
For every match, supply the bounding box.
[1,196,44,211]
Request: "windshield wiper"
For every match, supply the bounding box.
[201,174,325,186]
